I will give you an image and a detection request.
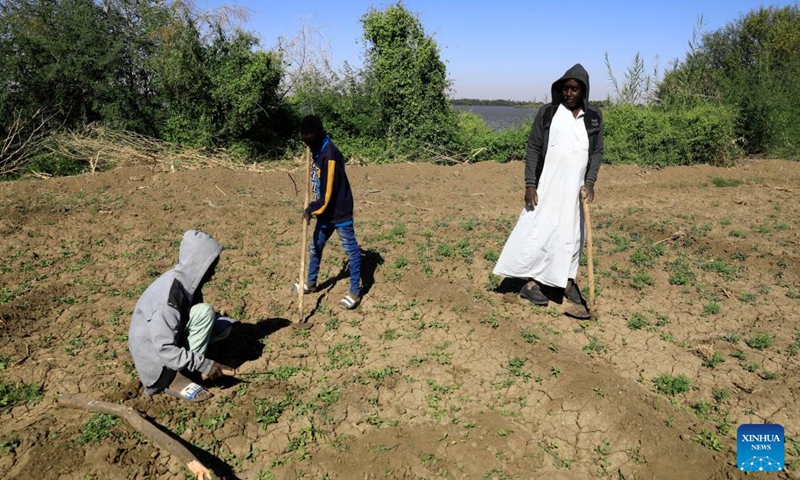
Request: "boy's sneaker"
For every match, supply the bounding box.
[292,282,318,294]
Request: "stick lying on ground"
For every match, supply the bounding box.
[58,395,220,480]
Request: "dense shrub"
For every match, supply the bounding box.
[603,104,738,167]
[455,112,528,163]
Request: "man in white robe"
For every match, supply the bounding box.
[493,64,603,317]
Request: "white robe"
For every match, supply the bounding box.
[493,104,588,288]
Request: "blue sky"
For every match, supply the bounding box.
[197,0,796,101]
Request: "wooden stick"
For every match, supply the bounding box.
[298,146,311,324]
[581,191,596,316]
[57,395,219,480]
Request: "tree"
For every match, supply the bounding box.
[657,6,800,157]
[0,0,123,129]
[360,3,456,152]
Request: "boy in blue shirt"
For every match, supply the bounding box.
[295,115,361,309]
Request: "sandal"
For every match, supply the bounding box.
[162,372,212,402]
[163,382,212,402]
[338,294,361,310]
[292,282,318,294]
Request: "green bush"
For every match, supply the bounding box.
[604,104,738,167]
[454,111,528,163]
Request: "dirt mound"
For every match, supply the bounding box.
[1,159,798,479]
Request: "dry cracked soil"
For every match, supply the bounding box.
[0,158,798,480]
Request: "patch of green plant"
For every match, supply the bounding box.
[702,352,725,368]
[480,468,507,480]
[520,328,540,344]
[745,333,773,350]
[607,232,632,252]
[788,333,800,357]
[692,429,723,451]
[702,302,721,315]
[483,250,499,262]
[379,328,401,341]
[760,370,778,380]
[627,313,651,331]
[701,258,739,279]
[669,257,695,286]
[0,380,43,411]
[712,177,743,188]
[254,393,296,429]
[366,366,399,386]
[630,242,665,268]
[485,273,501,291]
[506,357,532,382]
[479,313,500,329]
[583,336,606,354]
[540,440,572,469]
[712,387,731,403]
[75,414,119,445]
[631,271,654,289]
[392,256,408,269]
[652,373,691,396]
[326,334,365,370]
[197,412,230,432]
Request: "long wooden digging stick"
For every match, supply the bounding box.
[58,395,219,480]
[298,146,311,324]
[582,192,596,315]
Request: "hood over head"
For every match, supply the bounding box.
[551,63,590,107]
[175,230,222,294]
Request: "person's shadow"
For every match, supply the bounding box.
[494,277,568,304]
[206,317,291,374]
[314,248,384,296]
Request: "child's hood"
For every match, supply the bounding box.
[175,230,222,294]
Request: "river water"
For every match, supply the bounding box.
[453,105,538,131]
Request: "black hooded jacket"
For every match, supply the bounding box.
[524,64,603,188]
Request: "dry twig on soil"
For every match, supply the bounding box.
[57,395,220,480]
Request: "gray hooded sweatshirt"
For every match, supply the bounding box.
[524,63,603,189]
[128,230,222,394]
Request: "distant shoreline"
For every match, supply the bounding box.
[450,98,542,109]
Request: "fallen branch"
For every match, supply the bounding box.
[287,172,299,196]
[652,230,686,246]
[404,202,432,211]
[58,395,220,480]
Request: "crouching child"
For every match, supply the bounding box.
[128,230,235,402]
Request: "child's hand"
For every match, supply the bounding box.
[303,211,311,224]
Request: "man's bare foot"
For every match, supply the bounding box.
[164,372,212,402]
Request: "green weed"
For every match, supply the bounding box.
[702,352,725,368]
[746,333,773,350]
[669,258,695,285]
[712,178,742,188]
[254,393,295,429]
[583,336,606,354]
[75,414,119,445]
[627,313,651,331]
[652,373,691,396]
[692,429,723,451]
[702,302,721,315]
[0,380,43,411]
